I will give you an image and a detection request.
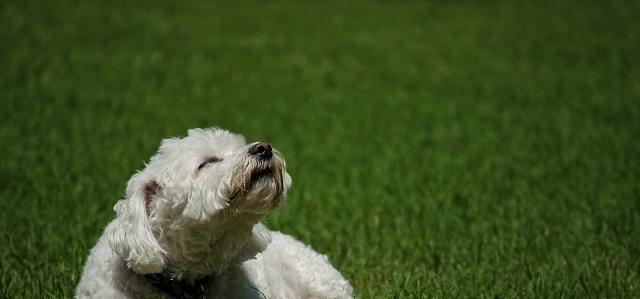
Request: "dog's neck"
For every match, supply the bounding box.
[157,212,267,282]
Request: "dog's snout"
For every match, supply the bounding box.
[249,142,272,159]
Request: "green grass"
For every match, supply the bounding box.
[1,0,640,298]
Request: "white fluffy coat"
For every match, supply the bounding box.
[76,128,353,299]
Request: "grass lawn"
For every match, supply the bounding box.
[1,1,639,298]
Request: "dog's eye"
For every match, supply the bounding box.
[197,156,222,171]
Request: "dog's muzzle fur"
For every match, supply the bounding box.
[222,142,287,214]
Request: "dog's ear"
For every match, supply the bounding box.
[107,173,166,274]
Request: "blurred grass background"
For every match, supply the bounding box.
[1,0,639,298]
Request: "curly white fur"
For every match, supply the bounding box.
[76,128,353,299]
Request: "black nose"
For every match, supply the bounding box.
[249,142,272,159]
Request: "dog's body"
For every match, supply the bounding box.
[76,128,352,299]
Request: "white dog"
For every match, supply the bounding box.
[76,128,353,299]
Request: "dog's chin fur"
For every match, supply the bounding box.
[77,128,353,299]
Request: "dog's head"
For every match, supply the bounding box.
[106,128,291,275]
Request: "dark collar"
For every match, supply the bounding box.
[144,272,212,299]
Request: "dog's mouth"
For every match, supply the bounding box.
[250,164,274,182]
